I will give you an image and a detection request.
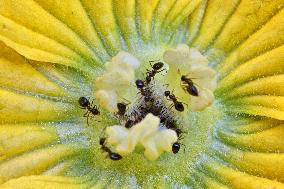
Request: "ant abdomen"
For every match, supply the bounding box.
[172,142,180,154]
[181,75,199,96]
[164,91,184,112]
[99,137,122,161]
[79,97,90,108]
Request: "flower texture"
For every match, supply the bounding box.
[0,0,284,188]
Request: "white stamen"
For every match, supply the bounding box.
[105,114,178,160]
[95,52,140,111]
[163,44,217,111]
[95,90,118,112]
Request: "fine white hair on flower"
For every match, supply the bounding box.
[105,114,178,160]
[95,52,140,112]
[163,44,217,111]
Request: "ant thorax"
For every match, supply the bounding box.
[86,45,217,161]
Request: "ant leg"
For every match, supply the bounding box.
[99,127,107,139]
[90,99,95,108]
[83,111,89,117]
[94,117,102,123]
[169,104,174,110]
[180,143,186,153]
[83,111,90,125]
[163,83,169,88]
[116,94,131,104]
[165,96,171,100]
[157,68,166,73]
[149,59,159,63]
[182,101,188,108]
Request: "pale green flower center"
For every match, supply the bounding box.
[87,44,218,165]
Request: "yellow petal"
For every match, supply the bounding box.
[42,159,76,176]
[187,0,207,44]
[224,118,282,134]
[0,125,57,161]
[0,89,77,122]
[193,172,230,189]
[202,159,284,189]
[152,0,176,39]
[0,0,99,63]
[214,0,284,52]
[80,0,122,55]
[222,75,284,100]
[0,42,66,97]
[214,143,284,182]
[0,176,88,189]
[0,144,82,183]
[225,95,284,120]
[113,0,139,50]
[217,45,284,96]
[218,124,284,152]
[218,8,284,77]
[137,0,159,41]
[0,14,83,69]
[163,0,201,31]
[192,0,239,50]
[33,0,110,61]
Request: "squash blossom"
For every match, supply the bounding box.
[0,0,284,188]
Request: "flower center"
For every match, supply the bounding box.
[80,44,219,183]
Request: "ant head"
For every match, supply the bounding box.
[153,62,163,70]
[181,75,186,81]
[99,137,106,145]
[166,121,176,129]
[172,142,180,154]
[175,102,184,112]
[144,96,151,102]
[117,103,127,112]
[164,90,170,96]
[125,119,134,128]
[78,97,90,107]
[160,117,166,123]
[146,75,151,81]
[135,79,144,89]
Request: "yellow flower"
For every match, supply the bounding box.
[0,0,284,188]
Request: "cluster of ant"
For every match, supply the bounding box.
[78,61,199,161]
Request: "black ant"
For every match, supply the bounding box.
[117,102,127,117]
[172,128,186,154]
[125,119,135,128]
[135,79,153,102]
[172,142,180,154]
[145,61,165,84]
[99,137,122,160]
[164,91,184,112]
[181,75,198,96]
[78,97,100,124]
